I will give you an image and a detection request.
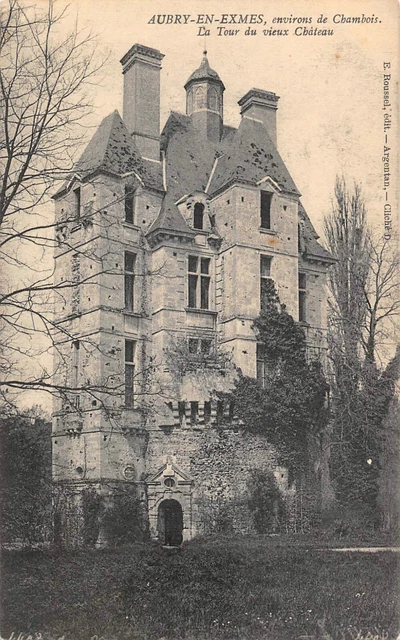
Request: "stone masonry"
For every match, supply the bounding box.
[52,44,334,546]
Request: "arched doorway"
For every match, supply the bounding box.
[158,499,183,546]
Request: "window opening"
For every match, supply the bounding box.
[208,87,218,110]
[124,252,136,311]
[73,187,81,220]
[298,272,307,322]
[190,401,199,425]
[256,343,266,388]
[260,191,272,229]
[216,400,224,423]
[204,401,212,424]
[125,186,135,224]
[125,340,136,408]
[188,256,211,309]
[260,255,272,311]
[193,203,204,230]
[178,401,186,427]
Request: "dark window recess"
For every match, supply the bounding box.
[216,400,224,423]
[260,191,272,229]
[256,343,266,388]
[125,340,136,408]
[260,255,273,311]
[178,401,186,426]
[193,203,204,230]
[204,401,212,424]
[188,256,211,309]
[72,340,80,388]
[124,252,136,311]
[74,187,81,219]
[188,338,213,356]
[200,339,212,355]
[125,186,135,223]
[228,402,235,422]
[298,272,307,322]
[190,401,199,425]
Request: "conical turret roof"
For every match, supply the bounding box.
[184,51,225,90]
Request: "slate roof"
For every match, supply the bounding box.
[54,110,163,197]
[184,52,225,90]
[207,117,300,196]
[58,78,331,263]
[299,202,335,263]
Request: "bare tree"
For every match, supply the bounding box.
[324,176,400,520]
[0,1,144,414]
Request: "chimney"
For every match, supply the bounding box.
[238,89,280,147]
[120,44,164,162]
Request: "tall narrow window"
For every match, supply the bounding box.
[260,191,272,229]
[193,203,204,230]
[298,272,307,322]
[204,401,211,424]
[72,340,80,388]
[125,340,136,408]
[178,401,186,427]
[125,186,135,224]
[260,255,272,311]
[256,343,266,388]
[73,187,81,220]
[188,256,211,309]
[124,252,136,311]
[190,401,199,425]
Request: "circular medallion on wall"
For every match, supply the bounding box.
[123,465,135,480]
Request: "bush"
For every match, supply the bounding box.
[102,491,147,545]
[247,469,286,533]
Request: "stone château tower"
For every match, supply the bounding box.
[52,44,334,546]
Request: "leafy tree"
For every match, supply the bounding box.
[324,177,400,523]
[222,280,330,475]
[0,409,52,545]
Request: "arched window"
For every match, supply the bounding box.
[193,202,204,230]
[208,87,218,110]
[195,86,206,109]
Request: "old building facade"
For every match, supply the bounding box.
[52,44,333,545]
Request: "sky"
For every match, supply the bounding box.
[64,0,399,238]
[7,0,400,410]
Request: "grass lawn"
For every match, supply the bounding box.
[1,535,399,640]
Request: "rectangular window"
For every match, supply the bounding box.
[178,401,186,427]
[299,272,307,322]
[204,401,211,424]
[190,401,199,425]
[125,186,135,224]
[124,252,136,311]
[260,191,272,229]
[216,400,224,424]
[72,340,80,388]
[125,340,136,408]
[73,187,81,220]
[256,343,266,388]
[188,338,213,356]
[188,255,211,309]
[260,255,272,311]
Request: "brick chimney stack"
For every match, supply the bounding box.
[120,44,164,162]
[238,89,280,148]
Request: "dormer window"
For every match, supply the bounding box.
[193,203,205,230]
[260,191,272,229]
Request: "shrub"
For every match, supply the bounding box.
[102,490,147,545]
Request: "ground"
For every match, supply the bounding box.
[1,534,399,640]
